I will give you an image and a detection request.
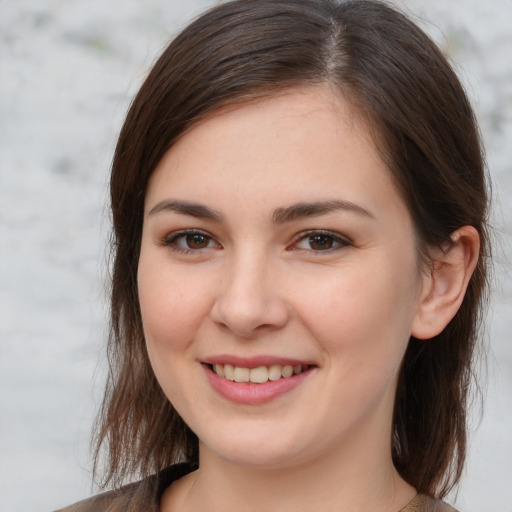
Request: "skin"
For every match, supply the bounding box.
[137,86,479,512]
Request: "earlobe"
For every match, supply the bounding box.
[412,225,480,340]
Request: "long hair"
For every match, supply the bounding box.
[94,0,490,498]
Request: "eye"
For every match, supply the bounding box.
[163,230,220,253]
[292,230,351,252]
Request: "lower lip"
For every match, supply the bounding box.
[203,364,314,405]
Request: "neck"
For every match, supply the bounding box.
[164,441,416,512]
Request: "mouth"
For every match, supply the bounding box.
[203,359,316,404]
[206,363,313,384]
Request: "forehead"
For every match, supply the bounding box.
[145,85,402,220]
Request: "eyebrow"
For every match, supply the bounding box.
[272,200,375,223]
[148,199,223,221]
[147,198,374,223]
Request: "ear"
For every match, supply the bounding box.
[412,225,480,340]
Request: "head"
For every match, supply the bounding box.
[95,0,489,498]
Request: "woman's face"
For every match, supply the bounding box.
[138,86,426,470]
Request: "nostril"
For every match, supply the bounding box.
[211,293,290,337]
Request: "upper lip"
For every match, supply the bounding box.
[202,355,316,368]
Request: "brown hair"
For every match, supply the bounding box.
[94,0,490,499]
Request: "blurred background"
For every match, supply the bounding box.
[0,1,510,510]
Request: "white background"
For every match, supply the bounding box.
[1,1,510,510]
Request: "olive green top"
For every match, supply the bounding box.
[55,463,458,512]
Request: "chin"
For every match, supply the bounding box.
[217,449,304,470]
[198,429,314,470]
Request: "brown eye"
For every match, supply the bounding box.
[292,230,351,252]
[186,233,211,249]
[308,235,334,251]
[164,230,219,253]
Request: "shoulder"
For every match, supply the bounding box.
[54,463,196,512]
[401,494,459,512]
[54,481,143,512]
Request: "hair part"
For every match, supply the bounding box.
[94,0,490,498]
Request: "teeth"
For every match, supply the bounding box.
[281,365,293,378]
[250,366,269,384]
[268,364,282,381]
[211,363,308,384]
[233,367,250,382]
[214,364,225,378]
[224,364,234,381]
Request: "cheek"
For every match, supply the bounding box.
[137,259,212,407]
[137,256,210,354]
[294,262,420,427]
[295,256,420,364]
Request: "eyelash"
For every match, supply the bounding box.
[289,230,352,253]
[161,229,351,254]
[162,229,220,254]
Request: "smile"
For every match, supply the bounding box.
[204,360,315,404]
[210,363,310,384]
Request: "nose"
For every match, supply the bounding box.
[210,251,290,338]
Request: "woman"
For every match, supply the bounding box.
[57,0,489,510]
